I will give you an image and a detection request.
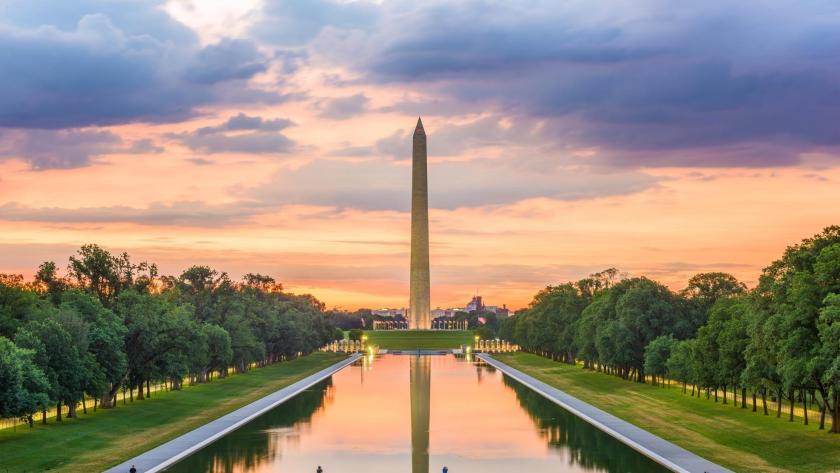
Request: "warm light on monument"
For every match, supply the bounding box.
[409,117,431,330]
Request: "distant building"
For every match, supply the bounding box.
[372,308,406,318]
[464,295,509,317]
[429,296,510,320]
[466,296,484,313]
[431,308,460,318]
[485,305,510,318]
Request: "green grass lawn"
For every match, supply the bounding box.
[364,330,475,349]
[0,352,345,473]
[494,352,840,473]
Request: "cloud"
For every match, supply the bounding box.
[185,38,268,84]
[318,93,370,119]
[249,157,660,211]
[169,113,296,154]
[253,0,379,45]
[0,6,280,129]
[0,129,169,169]
[373,116,550,160]
[0,128,122,169]
[273,49,308,74]
[187,157,215,166]
[194,113,293,134]
[127,139,164,154]
[0,0,196,44]
[0,200,271,227]
[319,0,840,167]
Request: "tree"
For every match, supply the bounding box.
[614,278,681,382]
[693,296,750,404]
[0,276,38,338]
[524,283,586,363]
[682,272,747,307]
[15,319,84,422]
[666,339,696,393]
[757,227,840,429]
[61,292,126,387]
[817,294,840,432]
[575,296,607,369]
[717,297,750,407]
[743,300,784,417]
[0,337,50,425]
[577,268,622,300]
[174,266,234,324]
[68,245,154,306]
[0,244,339,428]
[204,324,232,380]
[34,261,67,304]
[645,335,675,386]
[112,290,192,404]
[67,245,121,305]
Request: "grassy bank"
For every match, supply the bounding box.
[0,352,345,473]
[494,352,840,473]
[364,330,475,349]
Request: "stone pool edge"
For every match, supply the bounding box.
[477,354,732,473]
[105,353,363,473]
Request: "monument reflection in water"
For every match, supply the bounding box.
[410,355,431,472]
[164,355,668,473]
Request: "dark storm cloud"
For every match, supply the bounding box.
[169,113,296,155]
[325,0,840,167]
[0,3,280,130]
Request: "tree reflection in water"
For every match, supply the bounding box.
[499,373,668,473]
[167,378,334,473]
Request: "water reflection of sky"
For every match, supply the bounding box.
[165,354,668,473]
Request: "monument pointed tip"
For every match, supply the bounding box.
[414,117,425,135]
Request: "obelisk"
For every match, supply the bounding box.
[409,117,431,330]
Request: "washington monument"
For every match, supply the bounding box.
[409,117,431,330]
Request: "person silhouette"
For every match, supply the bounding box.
[129,466,137,473]
[316,467,323,473]
[442,467,448,473]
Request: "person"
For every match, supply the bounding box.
[442,467,448,473]
[316,467,323,473]
[129,466,137,473]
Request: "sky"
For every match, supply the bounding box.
[1,0,839,310]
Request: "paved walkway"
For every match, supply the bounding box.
[478,354,732,473]
[106,354,362,473]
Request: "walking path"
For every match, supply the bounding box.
[478,354,732,473]
[105,354,362,473]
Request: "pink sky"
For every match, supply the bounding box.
[1,1,838,310]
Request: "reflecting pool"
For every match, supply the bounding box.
[165,354,668,473]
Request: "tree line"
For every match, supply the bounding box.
[0,244,338,426]
[499,226,840,433]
